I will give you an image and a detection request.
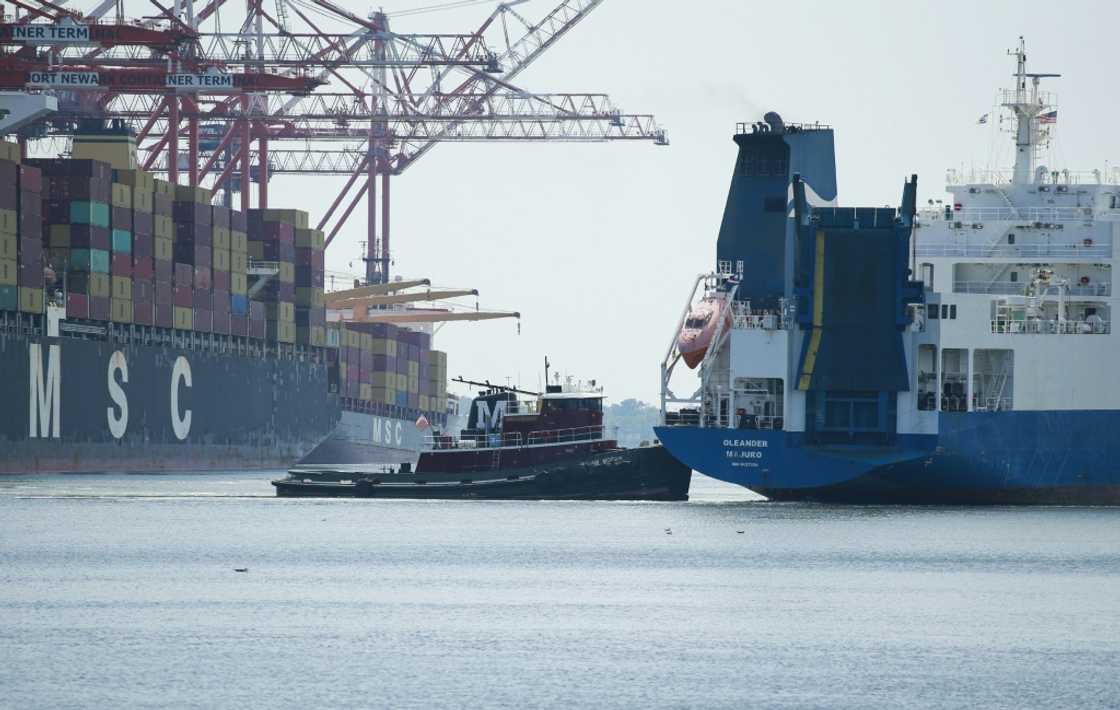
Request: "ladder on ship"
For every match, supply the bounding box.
[490,448,501,471]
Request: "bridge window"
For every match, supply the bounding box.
[941,348,969,412]
[917,345,938,411]
[972,349,1013,412]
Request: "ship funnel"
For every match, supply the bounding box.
[763,111,785,134]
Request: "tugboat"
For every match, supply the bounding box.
[273,376,692,500]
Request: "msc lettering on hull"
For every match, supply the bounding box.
[371,417,403,447]
[26,345,194,441]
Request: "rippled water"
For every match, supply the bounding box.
[1,473,1118,709]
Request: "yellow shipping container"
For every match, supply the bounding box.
[132,189,154,214]
[371,338,397,357]
[419,394,429,412]
[264,301,295,322]
[339,362,348,380]
[359,383,372,401]
[408,376,419,394]
[294,228,325,250]
[173,306,193,330]
[278,261,294,284]
[212,227,230,250]
[261,209,309,229]
[154,215,174,239]
[372,387,394,405]
[153,178,173,196]
[88,273,111,299]
[18,287,43,314]
[174,184,212,204]
[111,183,132,209]
[0,234,16,260]
[231,230,247,253]
[0,257,16,286]
[212,248,230,272]
[230,251,248,273]
[247,241,264,260]
[230,272,247,295]
[360,333,373,351]
[0,141,20,162]
[295,286,324,306]
[154,236,173,261]
[110,298,133,323]
[407,361,419,377]
[113,168,155,192]
[268,319,296,344]
[369,372,393,388]
[0,209,17,236]
[111,275,132,300]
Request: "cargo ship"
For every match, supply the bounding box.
[0,123,455,473]
[655,41,1120,505]
[274,378,692,501]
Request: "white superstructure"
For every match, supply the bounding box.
[913,37,1119,414]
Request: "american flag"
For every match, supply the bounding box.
[1039,110,1058,124]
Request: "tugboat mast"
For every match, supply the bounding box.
[1004,36,1060,185]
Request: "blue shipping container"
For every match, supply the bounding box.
[71,201,111,228]
[230,294,249,315]
[70,248,110,273]
[111,229,132,254]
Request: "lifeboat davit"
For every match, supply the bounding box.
[677,295,730,369]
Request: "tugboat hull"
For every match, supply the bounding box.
[273,445,691,501]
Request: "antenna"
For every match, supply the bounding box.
[544,355,550,389]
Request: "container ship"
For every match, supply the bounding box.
[0,123,454,474]
[656,41,1120,505]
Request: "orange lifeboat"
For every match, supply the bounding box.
[677,295,730,369]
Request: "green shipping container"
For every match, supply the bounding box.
[0,284,16,310]
[111,229,132,254]
[70,201,111,228]
[70,248,111,273]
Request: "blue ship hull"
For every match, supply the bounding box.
[655,411,1120,505]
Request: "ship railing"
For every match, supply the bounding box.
[526,425,604,445]
[990,319,1110,335]
[729,301,790,331]
[955,281,1111,297]
[973,397,1014,412]
[735,414,784,430]
[916,243,1112,259]
[946,167,1120,187]
[918,206,1115,223]
[427,431,524,450]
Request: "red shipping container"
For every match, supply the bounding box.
[173,285,192,308]
[133,301,154,326]
[155,258,173,283]
[111,253,132,277]
[193,288,211,309]
[155,302,173,328]
[211,309,230,335]
[17,164,42,193]
[193,266,211,290]
[249,301,264,320]
[19,212,42,240]
[19,237,42,259]
[66,293,89,319]
[249,318,265,339]
[155,281,173,305]
[231,315,249,337]
[153,193,172,215]
[111,205,130,230]
[173,262,193,285]
[231,210,247,232]
[133,279,154,302]
[212,269,230,292]
[89,296,110,321]
[133,234,153,259]
[18,263,43,287]
[193,308,212,332]
[133,210,153,235]
[132,256,154,280]
[211,289,230,314]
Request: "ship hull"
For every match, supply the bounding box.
[655,410,1120,505]
[275,445,692,501]
[296,409,427,466]
[0,331,339,473]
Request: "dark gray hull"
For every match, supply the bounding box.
[0,325,339,473]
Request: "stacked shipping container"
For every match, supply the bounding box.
[2,144,449,425]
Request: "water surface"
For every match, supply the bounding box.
[1,473,1117,709]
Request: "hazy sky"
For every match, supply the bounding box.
[261,0,1120,404]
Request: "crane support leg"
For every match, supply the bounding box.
[381,171,390,283]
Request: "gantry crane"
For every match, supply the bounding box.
[2,0,666,290]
